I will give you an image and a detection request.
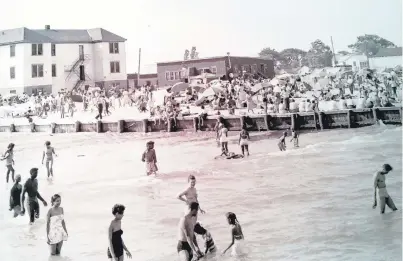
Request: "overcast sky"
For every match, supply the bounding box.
[1,0,401,73]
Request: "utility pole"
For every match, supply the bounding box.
[137,48,141,88]
[330,36,337,66]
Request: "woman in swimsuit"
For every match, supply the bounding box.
[1,143,15,183]
[108,204,132,261]
[177,175,206,215]
[222,212,246,257]
[239,127,250,156]
[46,194,68,256]
[278,131,287,151]
[42,141,58,178]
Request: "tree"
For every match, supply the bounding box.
[184,49,190,60]
[279,48,308,68]
[306,39,333,68]
[348,34,396,56]
[190,46,198,59]
[259,47,282,62]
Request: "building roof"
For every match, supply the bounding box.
[157,56,272,66]
[0,27,126,46]
[127,73,158,80]
[372,47,402,58]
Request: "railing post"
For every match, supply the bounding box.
[96,121,102,133]
[142,119,148,133]
[193,117,198,132]
[117,120,125,133]
[347,110,352,128]
[318,112,324,130]
[372,108,378,124]
[75,121,81,132]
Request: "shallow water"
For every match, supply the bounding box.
[0,126,402,261]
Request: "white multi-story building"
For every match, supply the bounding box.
[0,25,127,95]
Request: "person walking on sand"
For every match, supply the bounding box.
[46,194,68,256]
[177,175,206,215]
[108,204,132,261]
[1,143,15,183]
[9,174,23,217]
[372,164,398,214]
[42,141,58,179]
[21,168,48,225]
[177,202,204,261]
[238,127,250,156]
[141,141,158,176]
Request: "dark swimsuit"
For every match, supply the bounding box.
[177,241,193,261]
[107,229,124,258]
[10,184,21,208]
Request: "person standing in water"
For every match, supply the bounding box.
[372,164,398,214]
[278,131,287,151]
[219,127,229,156]
[9,174,23,217]
[42,141,58,178]
[1,143,15,183]
[177,175,205,215]
[21,168,48,225]
[46,194,68,256]
[222,212,245,257]
[141,141,158,176]
[290,129,299,148]
[107,204,132,261]
[177,202,204,261]
[238,127,250,156]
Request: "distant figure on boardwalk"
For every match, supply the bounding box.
[1,143,15,183]
[372,164,398,214]
[42,141,58,179]
[142,141,158,176]
[46,194,68,256]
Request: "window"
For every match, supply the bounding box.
[170,72,174,81]
[110,61,120,73]
[211,66,217,74]
[165,72,170,80]
[10,67,15,79]
[360,61,368,68]
[52,64,57,77]
[32,44,43,56]
[174,72,179,80]
[31,64,44,78]
[51,44,56,56]
[251,64,257,73]
[10,45,15,57]
[109,43,119,54]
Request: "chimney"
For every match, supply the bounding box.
[45,25,50,30]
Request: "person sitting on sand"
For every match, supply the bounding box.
[372,164,398,214]
[278,131,287,151]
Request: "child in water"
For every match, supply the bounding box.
[219,127,229,156]
[194,222,217,255]
[142,141,158,176]
[222,212,246,257]
[42,141,57,178]
[238,127,250,156]
[9,174,23,217]
[289,129,299,148]
[278,131,287,151]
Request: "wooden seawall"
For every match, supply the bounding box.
[0,107,401,134]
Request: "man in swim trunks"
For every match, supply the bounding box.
[177,202,203,261]
[372,164,398,214]
[21,168,48,224]
[42,141,57,178]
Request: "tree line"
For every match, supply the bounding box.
[258,34,397,69]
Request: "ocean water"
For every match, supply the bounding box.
[0,126,401,261]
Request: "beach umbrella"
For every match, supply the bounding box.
[171,82,189,93]
[201,86,224,98]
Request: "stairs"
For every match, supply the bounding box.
[72,80,84,91]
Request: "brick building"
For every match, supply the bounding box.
[157,56,274,86]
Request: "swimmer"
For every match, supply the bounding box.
[177,175,205,214]
[194,222,217,254]
[226,152,244,159]
[46,194,68,256]
[9,174,23,217]
[222,212,245,256]
[219,127,229,156]
[21,168,48,225]
[289,129,299,148]
[372,164,398,214]
[141,141,158,176]
[1,143,15,183]
[177,202,204,261]
[42,141,58,178]
[239,127,250,156]
[278,131,287,151]
[107,204,132,261]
